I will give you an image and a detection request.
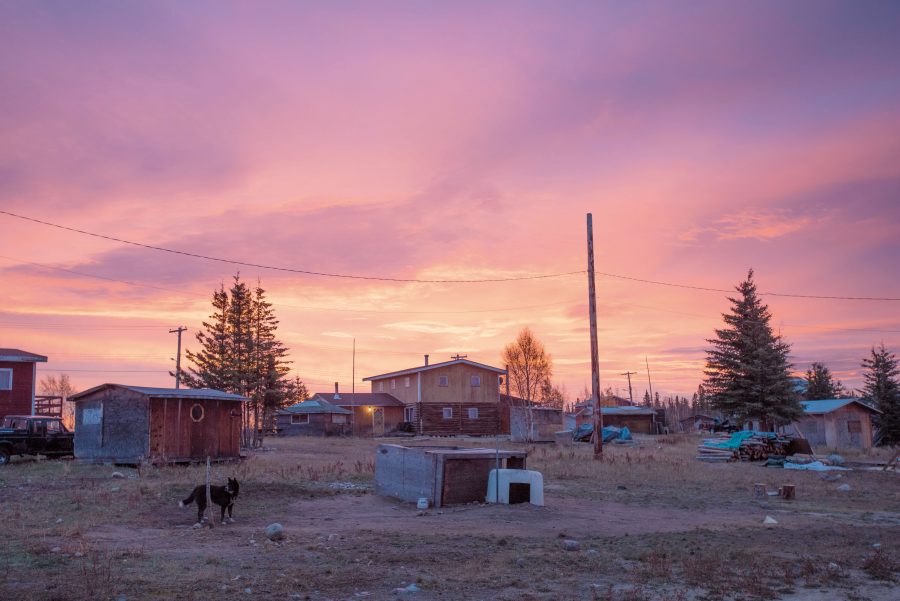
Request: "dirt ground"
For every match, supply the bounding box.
[0,435,897,600]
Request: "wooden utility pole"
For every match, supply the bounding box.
[621,371,637,405]
[351,338,356,435]
[586,214,602,459]
[169,326,187,389]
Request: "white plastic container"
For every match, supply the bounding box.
[416,497,429,509]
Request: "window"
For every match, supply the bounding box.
[467,407,479,419]
[379,381,385,392]
[404,376,411,388]
[332,414,347,424]
[291,414,309,425]
[404,406,415,422]
[442,407,453,420]
[0,368,11,390]
[847,420,861,433]
[190,404,205,422]
[438,375,449,387]
[470,375,481,387]
[391,379,396,390]
[45,420,61,433]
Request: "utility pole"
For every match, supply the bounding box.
[169,326,187,389]
[621,371,637,405]
[586,213,602,459]
[351,338,356,435]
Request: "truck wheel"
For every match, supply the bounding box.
[0,449,10,466]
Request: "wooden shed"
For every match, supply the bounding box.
[796,398,880,450]
[70,384,246,464]
[275,397,352,437]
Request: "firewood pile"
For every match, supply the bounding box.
[696,432,792,463]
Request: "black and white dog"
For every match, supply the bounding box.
[179,478,240,526]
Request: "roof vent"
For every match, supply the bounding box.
[424,354,429,366]
[333,381,341,400]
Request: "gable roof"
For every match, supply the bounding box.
[70,384,248,402]
[363,358,505,381]
[801,398,881,415]
[278,397,352,415]
[0,349,48,363]
[312,392,405,407]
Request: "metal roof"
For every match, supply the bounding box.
[363,358,506,381]
[70,384,248,402]
[0,348,48,362]
[601,406,657,416]
[311,392,405,407]
[278,398,352,415]
[801,398,880,414]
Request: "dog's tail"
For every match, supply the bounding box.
[179,488,197,508]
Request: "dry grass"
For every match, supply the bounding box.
[0,434,897,600]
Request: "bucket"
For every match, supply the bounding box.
[416,497,429,509]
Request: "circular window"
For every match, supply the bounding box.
[190,403,205,422]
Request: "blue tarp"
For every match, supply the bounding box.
[573,424,632,443]
[702,430,777,450]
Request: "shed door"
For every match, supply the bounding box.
[189,402,212,458]
[847,420,862,448]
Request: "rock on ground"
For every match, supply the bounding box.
[265,523,285,541]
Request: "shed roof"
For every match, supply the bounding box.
[278,398,352,415]
[602,406,657,416]
[801,398,880,415]
[70,384,248,402]
[312,392,405,407]
[363,358,505,381]
[0,348,48,362]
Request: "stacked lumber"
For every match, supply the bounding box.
[696,433,793,463]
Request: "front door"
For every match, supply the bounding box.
[372,408,384,436]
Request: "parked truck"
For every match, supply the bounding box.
[0,415,74,465]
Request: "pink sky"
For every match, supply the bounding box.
[2,1,899,400]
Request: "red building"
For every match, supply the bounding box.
[0,349,48,418]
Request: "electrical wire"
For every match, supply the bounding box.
[3,209,898,299]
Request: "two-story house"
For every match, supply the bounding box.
[363,355,505,436]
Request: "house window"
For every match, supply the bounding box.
[438,375,449,387]
[332,414,347,424]
[291,414,309,425]
[468,407,479,419]
[470,375,481,387]
[190,404,205,422]
[847,420,861,433]
[391,379,396,390]
[404,376,411,388]
[0,368,11,390]
[442,407,453,420]
[404,406,415,422]
[379,381,385,392]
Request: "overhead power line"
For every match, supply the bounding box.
[0,210,581,283]
[3,209,899,300]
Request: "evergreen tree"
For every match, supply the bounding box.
[861,344,900,447]
[703,269,802,428]
[182,284,231,390]
[642,390,651,406]
[182,274,292,448]
[804,362,845,400]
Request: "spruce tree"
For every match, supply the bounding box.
[804,362,845,400]
[181,284,231,390]
[703,269,802,428]
[861,344,900,447]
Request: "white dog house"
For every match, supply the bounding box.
[486,468,544,506]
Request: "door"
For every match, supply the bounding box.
[372,408,384,436]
